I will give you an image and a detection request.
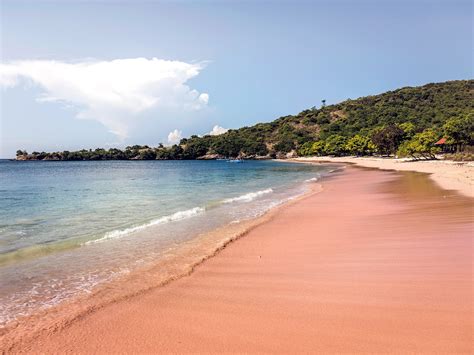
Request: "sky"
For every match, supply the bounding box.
[0,0,472,158]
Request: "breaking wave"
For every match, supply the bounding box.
[84,207,205,245]
[86,188,276,246]
[305,173,321,182]
[222,188,273,203]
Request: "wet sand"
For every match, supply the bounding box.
[293,156,474,197]
[6,166,473,353]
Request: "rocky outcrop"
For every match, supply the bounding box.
[196,154,225,160]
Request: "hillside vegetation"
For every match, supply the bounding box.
[16,80,474,161]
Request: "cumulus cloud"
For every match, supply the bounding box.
[198,93,209,104]
[0,58,209,138]
[167,129,182,145]
[208,125,228,136]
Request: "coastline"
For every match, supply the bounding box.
[1,177,327,352]
[290,156,474,197]
[4,164,473,353]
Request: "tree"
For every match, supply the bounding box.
[211,134,243,157]
[345,135,375,156]
[397,129,440,159]
[443,114,474,152]
[241,139,268,156]
[311,140,326,155]
[398,122,416,140]
[106,148,126,160]
[371,125,405,156]
[297,141,314,156]
[296,140,327,156]
[168,145,184,159]
[183,138,210,159]
[139,149,157,160]
[324,135,347,156]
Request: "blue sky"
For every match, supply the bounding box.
[1,0,472,158]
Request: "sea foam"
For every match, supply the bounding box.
[305,173,321,182]
[84,207,205,245]
[222,188,273,203]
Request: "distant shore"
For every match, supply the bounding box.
[291,156,474,198]
[5,165,473,353]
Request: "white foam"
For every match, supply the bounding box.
[305,173,321,182]
[84,207,205,245]
[223,188,273,204]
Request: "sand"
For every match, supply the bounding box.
[4,166,473,354]
[293,156,474,197]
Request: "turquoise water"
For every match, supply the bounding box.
[0,160,335,325]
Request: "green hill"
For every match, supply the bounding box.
[16,79,474,161]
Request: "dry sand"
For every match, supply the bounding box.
[293,156,474,197]
[6,165,473,354]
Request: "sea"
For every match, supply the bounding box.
[0,159,336,326]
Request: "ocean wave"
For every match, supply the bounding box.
[84,207,205,245]
[222,188,273,204]
[305,173,321,182]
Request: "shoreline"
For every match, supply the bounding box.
[289,156,474,197]
[1,176,328,352]
[4,164,473,353]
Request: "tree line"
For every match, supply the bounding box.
[16,80,474,161]
[297,114,473,159]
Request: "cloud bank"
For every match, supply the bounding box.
[0,58,209,138]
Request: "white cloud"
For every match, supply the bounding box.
[0,58,209,138]
[198,93,209,104]
[167,129,182,145]
[208,125,228,136]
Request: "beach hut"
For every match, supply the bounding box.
[434,137,453,153]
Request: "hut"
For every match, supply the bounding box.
[434,137,454,153]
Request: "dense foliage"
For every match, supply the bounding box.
[16,80,474,161]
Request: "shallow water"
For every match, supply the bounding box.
[0,159,334,325]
